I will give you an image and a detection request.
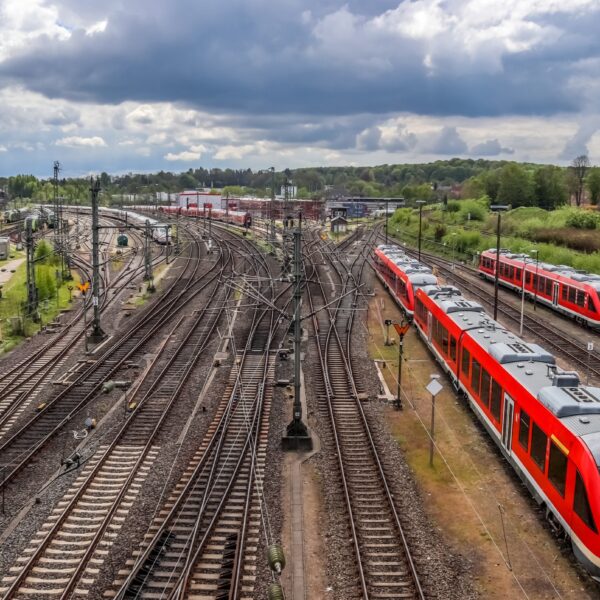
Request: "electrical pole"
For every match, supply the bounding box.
[89,177,105,342]
[53,161,71,280]
[25,218,38,320]
[270,167,276,244]
[144,219,154,291]
[282,212,312,450]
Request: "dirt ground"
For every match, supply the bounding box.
[365,276,600,600]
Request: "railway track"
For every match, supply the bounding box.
[0,223,215,494]
[387,238,600,382]
[107,226,285,599]
[307,225,425,599]
[0,241,235,598]
[0,216,163,442]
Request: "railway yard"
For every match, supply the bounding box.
[0,208,599,600]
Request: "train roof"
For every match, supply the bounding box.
[377,245,438,284]
[421,286,600,455]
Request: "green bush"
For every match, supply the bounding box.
[446,200,461,213]
[565,211,599,229]
[457,198,488,222]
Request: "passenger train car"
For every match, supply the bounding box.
[479,249,600,329]
[413,283,600,577]
[159,205,252,228]
[373,244,438,317]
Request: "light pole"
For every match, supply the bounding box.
[450,232,457,270]
[532,249,540,312]
[385,199,389,244]
[490,205,510,321]
[416,200,426,261]
[519,254,528,336]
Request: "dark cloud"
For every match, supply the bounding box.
[471,138,514,156]
[0,0,596,120]
[424,127,468,155]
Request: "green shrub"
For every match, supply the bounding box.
[434,224,447,241]
[565,211,599,229]
[446,200,461,213]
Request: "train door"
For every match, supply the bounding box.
[552,283,560,306]
[501,394,514,454]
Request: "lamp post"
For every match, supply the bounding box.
[385,199,389,244]
[519,255,527,336]
[532,249,540,312]
[490,205,510,321]
[450,232,457,270]
[416,200,426,261]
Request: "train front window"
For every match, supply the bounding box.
[574,470,598,533]
[548,440,568,497]
[530,422,547,471]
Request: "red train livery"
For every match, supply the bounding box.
[412,283,600,578]
[373,245,438,317]
[159,205,252,228]
[479,249,600,329]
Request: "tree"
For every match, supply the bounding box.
[497,164,534,207]
[586,167,600,206]
[534,166,567,210]
[570,155,590,206]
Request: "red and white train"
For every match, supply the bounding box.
[375,243,600,577]
[479,249,600,329]
[159,205,252,228]
[373,245,438,317]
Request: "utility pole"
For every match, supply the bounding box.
[270,166,276,244]
[25,218,38,320]
[53,161,71,280]
[144,220,155,291]
[89,177,105,342]
[282,212,312,451]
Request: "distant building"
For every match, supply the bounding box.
[177,190,222,208]
[278,185,298,199]
[331,215,348,234]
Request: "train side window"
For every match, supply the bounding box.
[562,285,568,301]
[568,287,577,303]
[545,279,553,295]
[574,470,597,533]
[548,440,568,497]
[518,410,530,450]
[576,291,586,307]
[441,327,449,355]
[471,359,481,395]
[461,349,470,378]
[530,422,547,471]
[449,336,457,362]
[589,297,597,313]
[480,370,491,408]
[538,276,546,293]
[533,274,537,289]
[508,266,514,279]
[526,272,532,285]
[490,380,502,421]
[515,268,521,282]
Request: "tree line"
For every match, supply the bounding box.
[1,157,599,209]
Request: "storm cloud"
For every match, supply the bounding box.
[0,0,600,174]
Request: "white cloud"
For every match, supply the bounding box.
[164,150,202,161]
[55,135,107,147]
[0,145,7,152]
[0,0,71,62]
[86,19,108,36]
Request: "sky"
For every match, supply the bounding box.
[1,0,600,177]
